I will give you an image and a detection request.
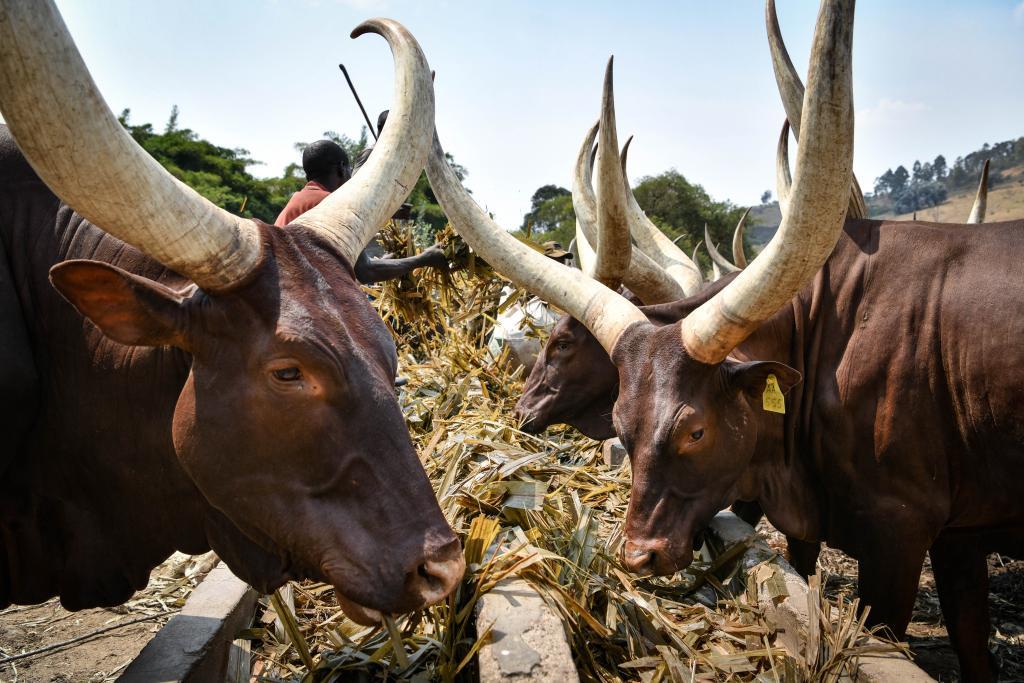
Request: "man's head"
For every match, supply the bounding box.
[302,140,350,192]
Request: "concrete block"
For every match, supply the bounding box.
[476,578,579,682]
[707,512,933,682]
[602,438,627,469]
[120,561,257,682]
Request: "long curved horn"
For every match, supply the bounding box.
[682,0,854,364]
[294,19,433,265]
[428,134,646,354]
[767,0,865,220]
[0,0,260,291]
[572,123,625,288]
[592,57,633,286]
[691,241,705,283]
[567,237,581,270]
[967,159,989,224]
[775,119,794,216]
[731,208,751,268]
[573,124,684,303]
[620,137,704,295]
[711,258,723,282]
[704,225,741,274]
[574,223,596,275]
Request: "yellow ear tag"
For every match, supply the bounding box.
[762,374,786,414]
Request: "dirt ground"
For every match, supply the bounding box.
[757,520,1024,682]
[0,602,161,682]
[0,552,216,683]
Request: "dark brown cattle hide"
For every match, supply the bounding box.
[611,217,1024,680]
[0,125,460,617]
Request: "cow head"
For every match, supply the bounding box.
[430,0,853,579]
[515,313,619,439]
[611,323,800,574]
[1,5,462,621]
[514,74,703,441]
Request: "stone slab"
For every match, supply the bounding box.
[119,561,257,682]
[476,578,579,682]
[708,511,934,682]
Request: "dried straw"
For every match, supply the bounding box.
[252,225,901,682]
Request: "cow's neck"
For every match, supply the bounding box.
[729,268,833,544]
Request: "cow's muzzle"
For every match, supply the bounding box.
[622,535,696,577]
[406,536,465,607]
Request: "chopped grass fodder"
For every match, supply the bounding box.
[253,225,905,681]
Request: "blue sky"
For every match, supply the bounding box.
[24,1,1024,226]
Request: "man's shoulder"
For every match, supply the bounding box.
[275,184,331,226]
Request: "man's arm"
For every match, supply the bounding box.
[354,245,448,285]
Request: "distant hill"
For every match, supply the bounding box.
[745,162,1024,253]
[878,165,1024,223]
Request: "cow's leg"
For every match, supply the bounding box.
[857,544,926,639]
[730,499,764,527]
[786,538,820,578]
[929,534,994,683]
[730,500,820,577]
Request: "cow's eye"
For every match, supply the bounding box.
[273,367,302,382]
[690,428,705,442]
[555,340,572,353]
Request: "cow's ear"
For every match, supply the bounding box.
[725,360,802,399]
[49,260,194,349]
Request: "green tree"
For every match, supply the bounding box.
[874,168,896,195]
[118,107,286,222]
[521,185,571,231]
[891,165,910,194]
[631,169,744,255]
[405,153,467,245]
[525,194,576,246]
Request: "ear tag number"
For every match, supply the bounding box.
[762,374,786,414]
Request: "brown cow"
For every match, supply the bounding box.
[0,2,462,623]
[429,2,1024,678]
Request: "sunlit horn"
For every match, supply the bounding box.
[704,225,741,274]
[682,0,855,364]
[620,136,703,295]
[573,124,684,303]
[294,19,434,266]
[767,0,865,219]
[428,132,646,355]
[967,159,989,224]
[0,0,260,290]
[731,208,751,269]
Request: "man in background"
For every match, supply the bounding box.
[275,138,446,283]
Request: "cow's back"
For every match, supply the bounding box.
[0,125,215,608]
[798,218,1024,549]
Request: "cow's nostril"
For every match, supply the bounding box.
[622,547,657,576]
[416,563,440,593]
[409,541,466,607]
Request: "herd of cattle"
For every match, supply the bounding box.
[0,0,1020,681]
